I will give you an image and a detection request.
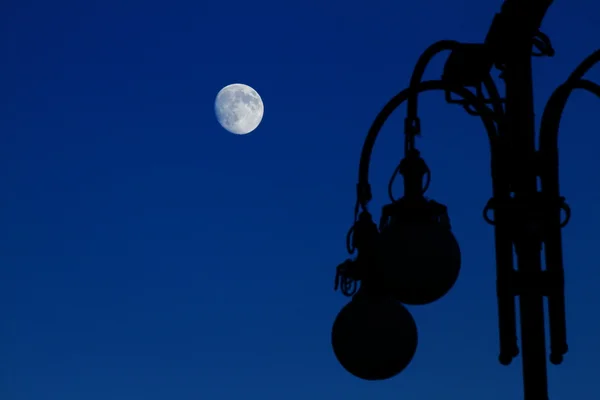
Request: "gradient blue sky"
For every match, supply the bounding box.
[2,1,600,399]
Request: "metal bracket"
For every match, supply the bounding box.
[442,43,494,88]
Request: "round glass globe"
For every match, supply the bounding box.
[379,222,461,305]
[331,290,418,380]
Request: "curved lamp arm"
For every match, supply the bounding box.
[538,47,600,181]
[539,79,600,158]
[356,80,499,210]
[542,49,600,156]
[566,49,600,83]
[405,40,504,148]
[406,40,460,132]
[536,78,600,364]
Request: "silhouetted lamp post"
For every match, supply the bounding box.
[330,1,600,398]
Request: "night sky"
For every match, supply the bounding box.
[2,1,600,399]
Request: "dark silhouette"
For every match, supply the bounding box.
[330,0,600,398]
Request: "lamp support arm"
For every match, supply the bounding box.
[355,80,498,211]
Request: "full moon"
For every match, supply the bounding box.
[214,83,264,135]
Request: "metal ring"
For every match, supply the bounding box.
[559,199,571,228]
[483,198,496,225]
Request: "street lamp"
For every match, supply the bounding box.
[330,1,600,399]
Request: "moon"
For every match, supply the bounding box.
[214,83,264,135]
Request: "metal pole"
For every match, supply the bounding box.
[503,19,549,400]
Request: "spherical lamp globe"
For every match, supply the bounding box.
[331,289,418,380]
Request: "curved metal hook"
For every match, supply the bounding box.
[483,75,506,119]
[356,80,500,210]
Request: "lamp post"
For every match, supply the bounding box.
[330,1,600,399]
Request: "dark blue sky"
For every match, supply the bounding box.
[2,1,599,399]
